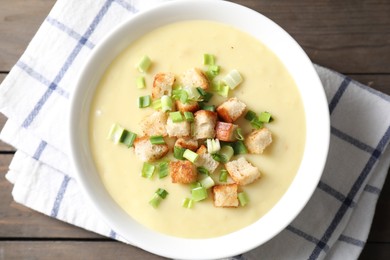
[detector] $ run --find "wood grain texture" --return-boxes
[0,241,166,260]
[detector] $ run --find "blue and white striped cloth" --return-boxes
[1,0,390,259]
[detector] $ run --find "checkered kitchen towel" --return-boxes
[1,0,390,259]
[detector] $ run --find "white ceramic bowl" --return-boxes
[68,0,330,259]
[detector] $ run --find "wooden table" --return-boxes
[1,0,389,259]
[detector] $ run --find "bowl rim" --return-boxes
[68,0,330,259]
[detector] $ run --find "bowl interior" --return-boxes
[68,0,330,259]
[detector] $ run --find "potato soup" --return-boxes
[89,20,306,238]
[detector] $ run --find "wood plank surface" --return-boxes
[0,0,389,259]
[0,241,166,260]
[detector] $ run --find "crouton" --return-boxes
[245,128,272,154]
[152,72,175,99]
[166,117,190,137]
[215,121,238,142]
[169,160,197,184]
[194,145,219,173]
[193,110,217,139]
[225,157,260,185]
[212,184,239,207]
[175,100,199,113]
[133,136,169,162]
[181,68,209,90]
[175,137,198,151]
[216,97,246,123]
[139,111,167,136]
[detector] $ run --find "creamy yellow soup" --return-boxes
[89,20,305,238]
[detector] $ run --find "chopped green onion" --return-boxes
[250,118,264,129]
[183,149,199,163]
[224,69,243,89]
[169,111,184,123]
[218,85,230,97]
[137,55,152,73]
[197,166,209,175]
[158,161,169,179]
[207,138,221,154]
[138,95,151,108]
[182,198,195,209]
[203,53,215,65]
[196,87,213,103]
[142,162,155,178]
[180,90,189,103]
[196,87,207,96]
[200,176,215,189]
[245,110,257,121]
[258,111,272,123]
[219,169,228,182]
[219,145,234,162]
[190,182,202,190]
[136,76,146,89]
[150,135,165,145]
[183,86,201,101]
[212,153,227,163]
[199,103,215,111]
[173,146,186,160]
[120,129,137,147]
[211,80,229,97]
[149,188,168,208]
[107,123,125,144]
[161,95,173,112]
[183,111,194,122]
[152,98,162,110]
[233,141,248,155]
[156,188,169,199]
[205,65,220,80]
[235,128,244,141]
[238,191,249,206]
[191,186,208,202]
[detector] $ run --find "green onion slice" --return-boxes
[107,123,125,144]
[233,141,248,155]
[191,186,208,202]
[224,69,243,89]
[150,135,165,145]
[173,146,186,160]
[200,176,215,189]
[206,138,221,154]
[169,111,184,123]
[161,95,173,112]
[199,103,215,112]
[158,161,169,179]
[183,111,194,122]
[244,110,257,121]
[136,75,146,89]
[203,53,215,65]
[182,198,195,209]
[197,166,209,175]
[149,188,168,208]
[152,98,162,110]
[137,55,152,73]
[219,169,228,182]
[120,129,137,147]
[156,188,169,199]
[258,111,272,123]
[142,162,155,178]
[138,95,151,108]
[235,128,244,141]
[219,145,234,162]
[190,182,202,190]
[238,191,249,206]
[183,149,199,163]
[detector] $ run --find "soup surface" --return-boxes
[89,20,306,238]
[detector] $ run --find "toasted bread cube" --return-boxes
[133,136,169,162]
[245,128,272,154]
[194,145,219,173]
[175,100,199,113]
[139,111,167,136]
[225,157,260,185]
[175,137,198,151]
[152,72,175,99]
[215,121,238,142]
[181,68,209,90]
[169,160,197,184]
[193,110,217,139]
[166,117,190,137]
[212,184,239,207]
[216,97,246,123]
